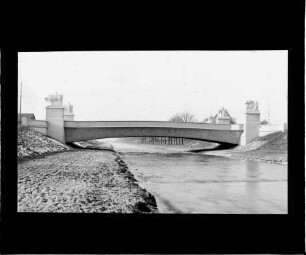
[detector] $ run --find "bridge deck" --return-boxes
[64,121,244,144]
[64,121,243,130]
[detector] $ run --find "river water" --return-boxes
[101,139,287,214]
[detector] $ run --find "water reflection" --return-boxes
[245,160,260,210]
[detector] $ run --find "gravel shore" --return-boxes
[18,126,158,213]
[18,149,158,213]
[202,149,287,164]
[18,126,69,158]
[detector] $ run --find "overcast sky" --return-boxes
[18,50,288,124]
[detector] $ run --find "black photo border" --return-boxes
[1,2,305,254]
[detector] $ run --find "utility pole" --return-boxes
[19,82,22,124]
[268,104,270,124]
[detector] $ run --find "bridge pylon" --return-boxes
[240,100,261,145]
[45,92,66,143]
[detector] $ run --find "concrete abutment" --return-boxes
[45,106,66,143]
[43,92,74,143]
[239,101,261,146]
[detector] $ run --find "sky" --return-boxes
[18,50,288,124]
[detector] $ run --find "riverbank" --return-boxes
[18,125,70,158]
[117,142,287,214]
[18,127,158,213]
[114,132,287,165]
[202,148,287,164]
[202,131,288,165]
[110,132,287,165]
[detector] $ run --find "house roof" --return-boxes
[18,113,36,120]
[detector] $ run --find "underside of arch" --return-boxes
[65,127,243,145]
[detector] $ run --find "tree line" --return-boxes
[129,111,196,146]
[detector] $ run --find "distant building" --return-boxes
[203,107,236,124]
[18,113,36,124]
[260,119,269,125]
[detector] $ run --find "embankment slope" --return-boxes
[203,131,288,164]
[18,126,69,158]
[18,126,158,213]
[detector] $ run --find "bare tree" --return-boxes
[169,113,183,122]
[169,111,197,123]
[180,111,197,122]
[169,111,197,145]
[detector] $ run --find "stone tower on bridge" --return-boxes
[240,100,261,146]
[44,92,74,143]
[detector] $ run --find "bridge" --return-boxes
[21,93,261,146]
[64,121,244,145]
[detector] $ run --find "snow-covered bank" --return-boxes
[17,128,158,213]
[18,126,69,158]
[203,131,288,165]
[18,149,158,213]
[70,139,115,151]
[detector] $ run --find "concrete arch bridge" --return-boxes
[64,121,244,145]
[21,94,261,146]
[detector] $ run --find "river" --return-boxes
[100,139,287,214]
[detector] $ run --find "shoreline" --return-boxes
[107,140,287,165]
[201,148,287,165]
[18,138,159,213]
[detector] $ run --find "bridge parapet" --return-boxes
[230,124,244,130]
[22,119,48,135]
[64,121,244,131]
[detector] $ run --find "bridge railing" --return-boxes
[64,121,244,131]
[230,124,244,130]
[27,120,48,128]
[22,119,48,136]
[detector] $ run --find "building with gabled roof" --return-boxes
[18,113,36,124]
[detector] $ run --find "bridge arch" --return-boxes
[64,121,244,145]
